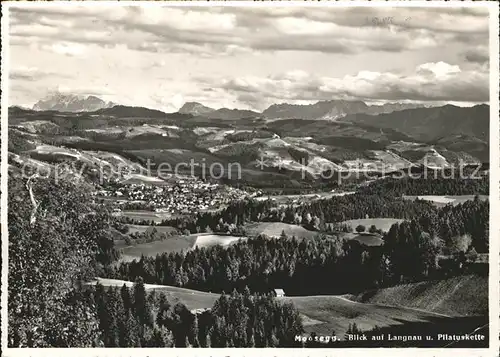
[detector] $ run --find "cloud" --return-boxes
[54,85,115,97]
[9,66,70,81]
[463,46,490,65]
[416,62,461,77]
[9,6,489,56]
[210,62,488,110]
[46,42,87,57]
[7,5,491,110]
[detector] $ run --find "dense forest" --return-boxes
[359,177,488,196]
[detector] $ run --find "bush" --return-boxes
[355,225,366,233]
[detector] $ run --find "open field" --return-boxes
[340,218,405,232]
[119,236,197,261]
[286,274,487,340]
[346,275,488,317]
[87,278,219,310]
[126,224,179,235]
[114,210,173,223]
[119,233,247,262]
[284,295,446,337]
[403,195,488,207]
[254,191,355,204]
[193,234,247,248]
[340,232,384,246]
[245,222,320,239]
[120,173,166,184]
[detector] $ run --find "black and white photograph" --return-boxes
[1,1,499,354]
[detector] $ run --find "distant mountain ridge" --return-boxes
[263,100,426,120]
[178,99,425,120]
[179,102,215,116]
[33,94,116,112]
[94,105,169,118]
[179,101,260,120]
[343,104,489,142]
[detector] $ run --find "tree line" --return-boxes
[358,177,488,196]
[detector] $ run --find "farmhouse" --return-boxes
[273,288,285,297]
[191,308,211,315]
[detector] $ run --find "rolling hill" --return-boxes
[344,104,489,142]
[7,100,490,190]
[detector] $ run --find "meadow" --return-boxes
[402,195,488,207]
[244,222,320,239]
[118,233,247,262]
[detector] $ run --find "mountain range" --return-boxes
[33,94,428,121]
[33,94,116,112]
[262,100,426,120]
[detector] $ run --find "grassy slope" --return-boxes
[403,195,489,207]
[340,218,405,232]
[126,225,179,235]
[283,295,443,336]
[119,236,197,261]
[245,222,319,239]
[118,233,247,262]
[88,278,219,310]
[346,275,488,317]
[340,232,384,247]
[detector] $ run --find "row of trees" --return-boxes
[359,177,488,196]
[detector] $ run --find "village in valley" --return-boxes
[95,179,251,215]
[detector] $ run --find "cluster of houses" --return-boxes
[95,180,248,215]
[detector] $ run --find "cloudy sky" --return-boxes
[8,4,490,112]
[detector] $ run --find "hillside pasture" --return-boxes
[244,222,320,239]
[340,218,405,232]
[126,224,179,235]
[341,232,384,247]
[286,274,487,340]
[193,234,247,248]
[119,236,198,262]
[347,275,488,317]
[284,295,443,338]
[87,278,219,311]
[115,210,172,223]
[118,233,247,262]
[403,195,488,207]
